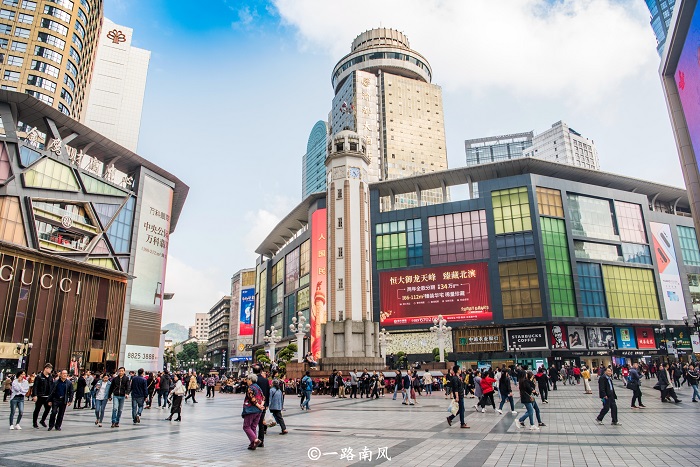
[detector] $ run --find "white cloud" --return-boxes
[243,194,298,257]
[232,5,257,30]
[273,0,656,106]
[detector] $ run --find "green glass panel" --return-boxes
[23,158,79,191]
[82,173,128,196]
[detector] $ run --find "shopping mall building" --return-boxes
[0,91,187,374]
[255,153,700,370]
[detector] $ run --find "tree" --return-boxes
[432,347,448,362]
[163,348,177,369]
[176,342,199,367]
[396,351,408,369]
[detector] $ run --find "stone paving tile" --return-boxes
[0,379,697,466]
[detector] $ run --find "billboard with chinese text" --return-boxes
[379,263,492,326]
[239,287,254,336]
[650,222,687,320]
[310,208,327,359]
[635,327,657,350]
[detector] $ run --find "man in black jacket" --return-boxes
[108,367,130,428]
[595,367,621,426]
[628,363,645,409]
[47,370,73,431]
[446,365,469,429]
[130,368,148,424]
[253,364,270,448]
[548,365,558,391]
[32,363,53,428]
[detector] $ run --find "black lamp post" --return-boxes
[15,338,33,371]
[509,338,522,366]
[684,313,700,335]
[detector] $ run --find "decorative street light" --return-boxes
[378,328,393,361]
[509,339,522,366]
[289,311,311,363]
[429,315,452,363]
[15,338,32,371]
[264,326,282,362]
[655,327,674,362]
[684,313,700,335]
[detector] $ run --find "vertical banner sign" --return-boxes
[650,222,687,320]
[310,209,327,360]
[131,175,174,312]
[239,287,255,336]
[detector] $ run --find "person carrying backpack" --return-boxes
[301,371,313,411]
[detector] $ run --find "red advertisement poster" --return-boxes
[310,208,327,360]
[380,263,492,326]
[635,327,657,350]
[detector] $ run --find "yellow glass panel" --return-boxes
[0,196,26,246]
[24,158,80,192]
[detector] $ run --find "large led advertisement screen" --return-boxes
[380,263,492,326]
[239,287,254,336]
[131,175,173,312]
[650,222,687,320]
[675,2,700,168]
[310,208,327,359]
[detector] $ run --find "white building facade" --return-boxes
[523,121,600,170]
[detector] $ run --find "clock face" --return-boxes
[348,167,361,179]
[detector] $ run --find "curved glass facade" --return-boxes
[301,120,327,198]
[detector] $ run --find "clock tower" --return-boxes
[322,130,382,364]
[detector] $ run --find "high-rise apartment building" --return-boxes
[82,18,149,152]
[646,0,677,56]
[523,121,600,170]
[205,295,231,369]
[465,132,534,167]
[302,120,327,198]
[0,0,103,119]
[330,28,448,210]
[189,312,209,342]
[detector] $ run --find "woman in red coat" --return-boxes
[478,371,497,413]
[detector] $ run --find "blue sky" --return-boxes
[104,0,681,327]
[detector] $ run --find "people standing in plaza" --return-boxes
[301,371,313,410]
[3,373,12,402]
[269,379,288,435]
[84,371,94,409]
[535,367,549,403]
[446,365,469,429]
[360,368,370,398]
[47,370,73,431]
[581,366,592,394]
[184,373,198,403]
[93,373,110,427]
[159,372,171,409]
[73,372,86,410]
[517,371,545,430]
[242,374,265,450]
[423,371,433,396]
[393,370,402,401]
[108,366,130,428]
[497,368,517,415]
[595,367,621,426]
[628,363,645,409]
[350,370,358,399]
[206,374,216,398]
[32,363,52,429]
[9,370,29,430]
[253,365,270,448]
[402,370,415,405]
[130,368,148,424]
[166,375,185,421]
[656,363,681,403]
[687,364,700,402]
[146,372,156,408]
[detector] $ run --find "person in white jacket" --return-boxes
[9,370,29,430]
[422,372,433,396]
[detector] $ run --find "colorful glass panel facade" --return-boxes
[428,210,488,264]
[541,217,576,317]
[0,196,26,245]
[492,187,532,234]
[678,225,700,266]
[499,259,542,319]
[601,265,660,320]
[23,158,79,191]
[376,219,422,270]
[577,262,607,318]
[536,187,564,218]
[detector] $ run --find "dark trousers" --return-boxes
[257,408,267,442]
[448,397,465,425]
[539,385,549,402]
[351,385,358,398]
[271,409,286,431]
[479,392,495,409]
[551,378,557,390]
[33,397,50,426]
[631,386,642,407]
[206,386,213,397]
[597,397,617,423]
[49,402,67,429]
[184,389,196,402]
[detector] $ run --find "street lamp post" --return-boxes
[429,315,452,363]
[509,339,522,366]
[655,327,674,363]
[378,328,393,361]
[289,311,311,363]
[15,338,32,371]
[264,326,282,362]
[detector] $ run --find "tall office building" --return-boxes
[189,312,209,342]
[646,0,677,56]
[330,28,448,210]
[0,0,103,119]
[82,18,149,152]
[301,120,327,198]
[465,132,534,167]
[523,121,600,170]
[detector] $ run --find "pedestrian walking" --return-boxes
[73,372,86,410]
[108,367,130,428]
[655,363,681,403]
[548,365,558,391]
[628,363,645,409]
[497,368,518,415]
[93,373,110,427]
[9,370,29,430]
[253,365,270,448]
[269,379,288,434]
[687,364,700,402]
[581,366,593,394]
[350,370,358,399]
[206,375,216,398]
[402,370,415,405]
[595,367,621,426]
[393,370,402,401]
[184,373,198,403]
[301,371,313,410]
[446,365,469,429]
[478,371,497,412]
[166,375,185,421]
[130,368,148,424]
[535,367,549,403]
[242,374,264,450]
[423,371,433,396]
[47,370,74,431]
[517,371,545,430]
[32,363,52,429]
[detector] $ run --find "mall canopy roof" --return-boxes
[0,90,189,232]
[370,157,689,210]
[255,192,326,258]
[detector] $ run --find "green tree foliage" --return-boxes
[176,342,199,365]
[432,347,448,362]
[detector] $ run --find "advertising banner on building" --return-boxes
[615,326,637,349]
[669,327,692,349]
[239,287,254,336]
[692,334,700,354]
[379,263,492,326]
[549,324,569,350]
[310,208,327,360]
[587,326,615,349]
[131,175,174,313]
[567,325,587,349]
[455,327,503,353]
[635,327,657,349]
[674,2,700,168]
[650,222,687,320]
[506,326,548,350]
[123,345,160,372]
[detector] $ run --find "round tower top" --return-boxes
[351,28,410,52]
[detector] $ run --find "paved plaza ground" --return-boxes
[0,379,698,466]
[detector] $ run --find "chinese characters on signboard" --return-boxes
[310,209,327,359]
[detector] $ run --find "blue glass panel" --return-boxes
[19,145,42,167]
[106,197,135,253]
[576,262,607,318]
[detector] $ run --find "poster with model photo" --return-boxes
[587,326,615,349]
[549,324,569,349]
[650,222,686,320]
[567,325,587,349]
